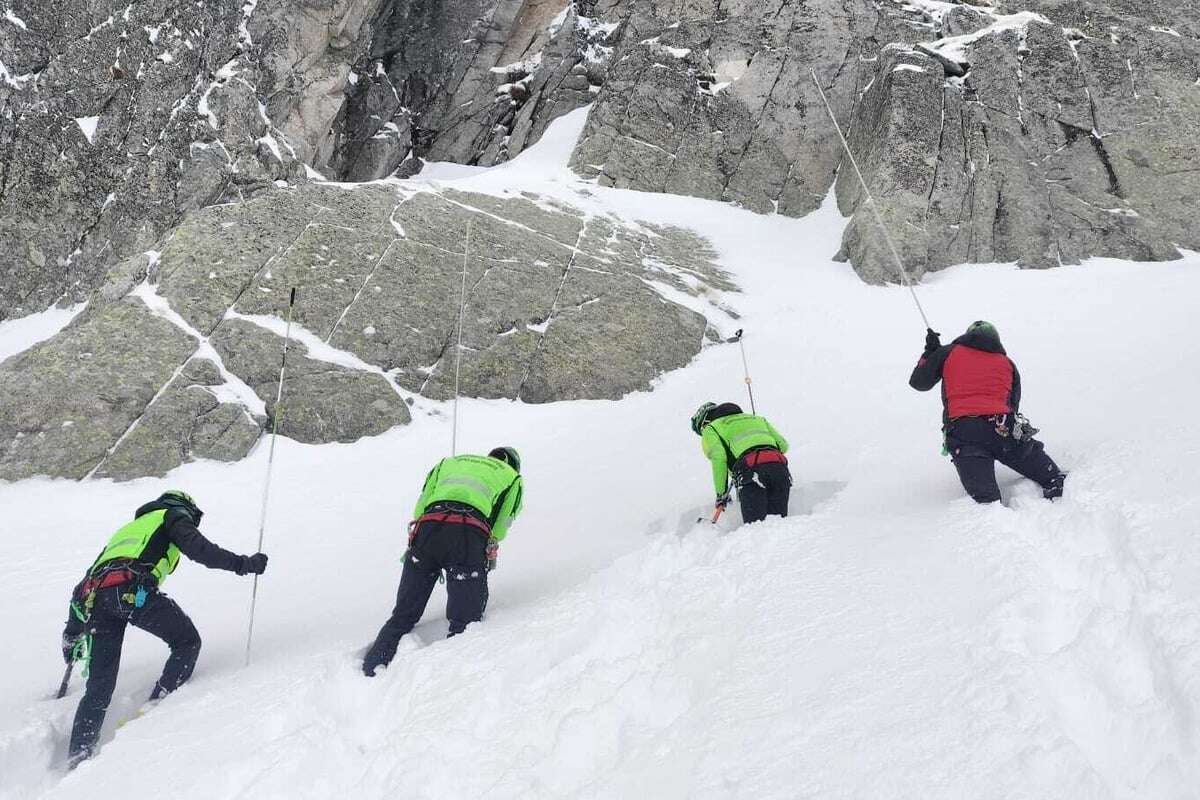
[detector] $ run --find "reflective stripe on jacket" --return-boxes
[90,509,181,585]
[700,414,789,495]
[414,455,524,541]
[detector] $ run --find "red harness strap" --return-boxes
[80,567,137,597]
[416,511,492,537]
[740,448,787,468]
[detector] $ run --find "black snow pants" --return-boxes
[69,586,201,760]
[734,460,792,524]
[363,518,489,675]
[945,416,1065,504]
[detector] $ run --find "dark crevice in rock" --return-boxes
[1089,135,1125,198]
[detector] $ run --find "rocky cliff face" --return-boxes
[838,0,1200,277]
[4,0,1196,317]
[565,0,1199,278]
[0,0,382,321]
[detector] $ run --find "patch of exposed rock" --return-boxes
[210,318,410,445]
[94,357,263,481]
[0,297,197,480]
[0,184,732,480]
[567,0,1200,279]
[0,0,382,321]
[838,1,1200,278]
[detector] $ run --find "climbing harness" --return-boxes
[987,413,1040,442]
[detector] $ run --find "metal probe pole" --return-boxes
[245,286,296,667]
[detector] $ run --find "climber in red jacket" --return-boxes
[910,321,1065,503]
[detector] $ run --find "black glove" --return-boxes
[362,644,392,677]
[237,553,269,576]
[62,633,82,665]
[716,492,731,509]
[924,327,941,354]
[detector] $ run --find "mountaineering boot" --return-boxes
[66,745,93,771]
[1043,471,1066,500]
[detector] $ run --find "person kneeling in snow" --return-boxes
[362,447,523,677]
[692,402,792,523]
[61,490,268,766]
[909,321,1066,503]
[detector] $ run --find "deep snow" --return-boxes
[2,107,1199,799]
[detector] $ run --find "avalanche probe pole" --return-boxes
[244,286,297,667]
[451,221,471,456]
[809,69,933,331]
[730,329,756,414]
[55,663,73,699]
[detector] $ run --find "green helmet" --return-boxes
[488,446,521,473]
[967,320,998,339]
[691,402,718,435]
[159,489,203,524]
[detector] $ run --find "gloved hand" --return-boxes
[924,327,941,354]
[237,553,269,576]
[716,492,731,509]
[62,633,82,665]
[362,645,391,677]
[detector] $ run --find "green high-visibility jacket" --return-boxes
[701,413,789,495]
[414,455,524,541]
[91,509,181,584]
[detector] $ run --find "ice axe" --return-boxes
[55,662,73,699]
[697,498,729,525]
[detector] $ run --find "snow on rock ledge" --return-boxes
[0,182,734,481]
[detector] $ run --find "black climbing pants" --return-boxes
[946,416,1065,504]
[69,586,201,760]
[735,461,792,523]
[363,519,489,675]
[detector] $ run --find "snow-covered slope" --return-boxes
[2,110,1200,799]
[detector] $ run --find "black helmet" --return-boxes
[967,320,999,339]
[489,446,521,473]
[159,489,203,524]
[691,402,717,435]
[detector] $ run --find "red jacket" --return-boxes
[910,330,1021,423]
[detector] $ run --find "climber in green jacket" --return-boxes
[692,402,792,523]
[363,447,524,676]
[61,490,267,766]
